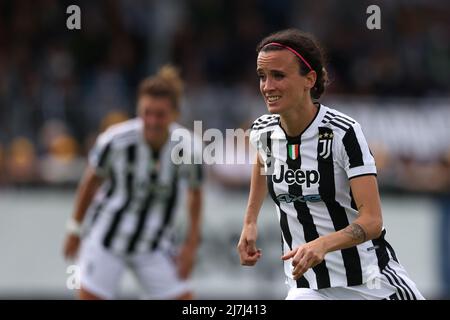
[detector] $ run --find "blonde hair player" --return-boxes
[63,65,203,300]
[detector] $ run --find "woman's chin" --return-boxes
[267,103,283,114]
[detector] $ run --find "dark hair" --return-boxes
[137,65,184,111]
[256,29,329,99]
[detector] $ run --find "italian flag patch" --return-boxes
[288,144,299,160]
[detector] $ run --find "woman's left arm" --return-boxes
[283,175,383,280]
[322,175,383,250]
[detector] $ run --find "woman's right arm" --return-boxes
[237,154,268,266]
[63,166,104,260]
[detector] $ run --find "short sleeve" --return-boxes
[88,132,113,178]
[179,131,204,189]
[249,120,274,164]
[337,122,377,179]
[249,127,266,161]
[185,163,203,189]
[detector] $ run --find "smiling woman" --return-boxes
[237,29,425,300]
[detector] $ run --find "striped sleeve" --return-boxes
[88,131,113,178]
[249,115,276,163]
[249,127,264,161]
[184,132,204,189]
[186,163,203,189]
[338,122,377,179]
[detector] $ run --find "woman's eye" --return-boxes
[274,73,284,79]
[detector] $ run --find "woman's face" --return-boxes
[257,49,315,115]
[137,95,177,145]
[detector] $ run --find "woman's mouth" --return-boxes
[266,95,281,104]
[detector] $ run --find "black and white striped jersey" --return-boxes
[250,103,396,289]
[83,118,203,255]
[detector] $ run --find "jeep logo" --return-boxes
[273,166,320,187]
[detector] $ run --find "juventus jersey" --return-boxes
[250,103,397,289]
[83,118,203,255]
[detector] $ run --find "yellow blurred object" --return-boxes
[9,137,36,166]
[7,137,36,182]
[100,110,129,132]
[49,134,79,162]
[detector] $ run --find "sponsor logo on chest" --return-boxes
[273,165,320,187]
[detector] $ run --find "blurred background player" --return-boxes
[62,65,203,300]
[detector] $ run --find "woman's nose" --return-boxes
[263,78,275,92]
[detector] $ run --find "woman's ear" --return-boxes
[305,70,317,90]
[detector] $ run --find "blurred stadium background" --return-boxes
[0,0,449,299]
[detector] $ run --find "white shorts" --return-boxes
[78,240,191,299]
[286,260,424,300]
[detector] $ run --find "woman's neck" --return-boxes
[279,100,318,137]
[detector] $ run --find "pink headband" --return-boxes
[263,42,313,71]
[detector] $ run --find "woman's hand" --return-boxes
[282,238,327,280]
[237,223,262,266]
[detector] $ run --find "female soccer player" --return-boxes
[63,65,203,300]
[237,29,424,300]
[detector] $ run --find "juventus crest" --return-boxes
[318,128,333,160]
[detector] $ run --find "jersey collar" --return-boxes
[270,103,326,141]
